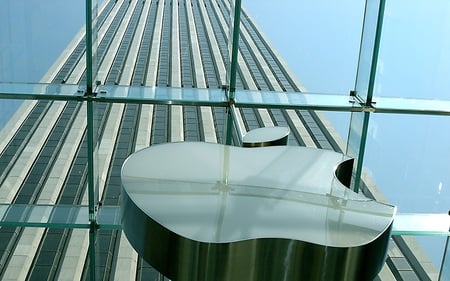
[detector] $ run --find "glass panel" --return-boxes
[363,113,450,269]
[0,99,89,212]
[387,236,444,280]
[392,213,450,236]
[323,111,351,153]
[375,96,450,116]
[354,0,385,102]
[242,0,365,94]
[91,227,98,281]
[94,228,166,280]
[225,0,240,145]
[0,83,83,100]
[235,90,355,111]
[87,100,101,221]
[441,236,450,281]
[212,106,230,145]
[232,107,350,153]
[364,114,450,213]
[414,236,446,280]
[346,111,370,192]
[97,206,121,230]
[98,85,227,105]
[0,0,85,84]
[94,229,116,281]
[0,99,23,131]
[94,228,172,280]
[0,204,89,228]
[390,234,447,279]
[373,0,450,100]
[227,0,239,95]
[91,0,100,91]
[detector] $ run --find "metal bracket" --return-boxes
[361,104,376,113]
[76,87,86,96]
[349,90,376,113]
[349,90,365,104]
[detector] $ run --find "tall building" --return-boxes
[0,0,444,280]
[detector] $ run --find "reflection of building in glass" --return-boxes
[0,0,439,280]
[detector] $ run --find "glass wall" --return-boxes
[374,0,450,100]
[0,0,85,84]
[364,114,450,214]
[0,0,449,280]
[442,237,450,281]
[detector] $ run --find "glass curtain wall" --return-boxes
[0,0,449,280]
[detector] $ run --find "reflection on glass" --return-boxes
[374,0,450,100]
[0,0,85,83]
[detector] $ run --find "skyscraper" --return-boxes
[0,0,441,280]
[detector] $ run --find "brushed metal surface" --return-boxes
[121,142,395,281]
